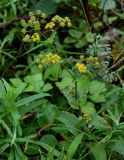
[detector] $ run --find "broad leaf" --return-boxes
[32,0,58,15]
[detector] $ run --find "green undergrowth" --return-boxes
[0,0,124,159]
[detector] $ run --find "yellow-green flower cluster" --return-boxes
[45,22,55,29]
[28,18,41,31]
[22,33,40,42]
[86,56,98,62]
[21,28,27,34]
[76,63,87,73]
[45,15,71,29]
[31,33,40,42]
[35,53,61,69]
[20,19,27,27]
[52,15,72,27]
[22,34,31,42]
[83,114,92,122]
[28,11,47,19]
[86,56,100,66]
[21,10,47,42]
[45,53,61,64]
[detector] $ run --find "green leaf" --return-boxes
[107,107,121,125]
[110,142,124,156]
[91,115,111,130]
[25,144,40,155]
[56,77,73,90]
[10,0,17,17]
[114,12,124,20]
[32,0,58,15]
[0,120,13,138]
[8,148,15,160]
[8,102,20,129]
[41,83,53,92]
[2,78,13,96]
[75,39,86,48]
[16,93,50,107]
[38,102,58,124]
[0,79,6,95]
[51,126,68,134]
[44,64,61,80]
[33,141,61,157]
[89,80,106,102]
[77,75,90,96]
[66,133,84,159]
[12,83,26,99]
[50,63,61,80]
[89,143,107,160]
[80,102,96,115]
[86,33,96,43]
[57,111,80,135]
[69,29,83,39]
[53,0,63,3]
[19,99,44,115]
[64,37,77,44]
[90,94,106,103]
[41,135,57,147]
[89,80,106,94]
[14,144,27,160]
[10,78,26,88]
[0,143,10,154]
[24,73,44,93]
[99,0,116,10]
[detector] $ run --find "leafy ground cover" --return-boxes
[0,0,124,159]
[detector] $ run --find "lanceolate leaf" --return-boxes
[110,142,124,157]
[16,93,50,107]
[89,143,107,160]
[66,133,84,159]
[57,111,80,135]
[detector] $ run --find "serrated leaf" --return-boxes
[24,73,44,93]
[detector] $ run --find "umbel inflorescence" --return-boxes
[20,11,101,75]
[21,10,71,43]
[35,53,61,69]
